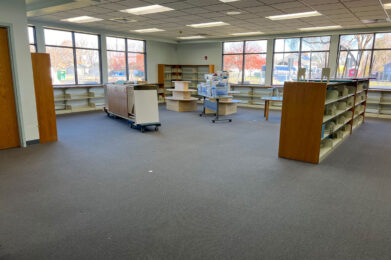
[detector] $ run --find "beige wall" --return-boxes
[177,43,222,71]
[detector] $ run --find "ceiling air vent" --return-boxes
[361,18,391,24]
[109,17,137,23]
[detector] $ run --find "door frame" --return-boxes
[0,23,26,147]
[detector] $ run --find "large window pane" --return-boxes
[44,29,73,47]
[75,33,99,49]
[76,49,100,84]
[245,40,267,53]
[337,50,371,78]
[46,46,75,84]
[127,39,144,52]
[223,55,243,83]
[339,34,373,50]
[275,38,299,52]
[107,37,125,51]
[301,36,330,51]
[28,27,35,44]
[223,42,244,54]
[244,54,266,84]
[370,50,391,88]
[374,33,391,49]
[273,53,299,84]
[107,51,126,82]
[301,52,329,79]
[128,53,145,82]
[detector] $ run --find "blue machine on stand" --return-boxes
[198,71,232,123]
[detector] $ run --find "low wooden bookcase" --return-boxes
[278,79,369,164]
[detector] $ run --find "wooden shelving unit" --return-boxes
[366,88,391,119]
[278,79,369,164]
[53,85,105,115]
[158,64,214,100]
[229,84,283,110]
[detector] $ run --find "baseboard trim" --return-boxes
[26,139,40,146]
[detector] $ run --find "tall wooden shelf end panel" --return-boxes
[279,79,369,164]
[31,53,58,143]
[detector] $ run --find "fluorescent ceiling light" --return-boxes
[121,5,174,15]
[384,3,391,9]
[187,21,229,28]
[227,11,241,15]
[299,25,342,31]
[132,28,165,33]
[267,11,321,20]
[178,35,206,40]
[231,31,264,36]
[220,0,240,2]
[61,16,103,23]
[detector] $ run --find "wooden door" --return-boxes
[0,27,20,149]
[31,53,58,143]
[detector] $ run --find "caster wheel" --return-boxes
[199,114,202,117]
[141,127,145,133]
[229,119,232,122]
[155,126,159,131]
[212,120,215,123]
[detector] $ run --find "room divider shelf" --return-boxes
[53,85,105,115]
[366,88,391,118]
[279,79,369,164]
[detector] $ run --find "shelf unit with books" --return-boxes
[278,79,369,164]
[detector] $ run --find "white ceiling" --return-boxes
[27,0,391,40]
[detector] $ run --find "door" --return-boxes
[0,27,20,149]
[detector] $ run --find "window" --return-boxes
[371,33,391,88]
[106,37,146,83]
[337,34,373,79]
[223,40,267,84]
[28,26,36,52]
[273,36,330,84]
[44,28,101,85]
[337,32,391,88]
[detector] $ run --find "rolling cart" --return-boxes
[104,84,161,132]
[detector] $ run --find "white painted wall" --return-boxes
[1,0,39,145]
[177,43,222,71]
[146,41,178,83]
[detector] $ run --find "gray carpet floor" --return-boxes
[1,106,391,260]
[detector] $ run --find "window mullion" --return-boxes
[125,39,129,81]
[72,32,78,85]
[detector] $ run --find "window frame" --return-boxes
[336,32,391,82]
[106,36,147,83]
[28,26,37,52]
[222,40,267,84]
[44,28,102,86]
[272,36,331,85]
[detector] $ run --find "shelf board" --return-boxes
[325,93,354,105]
[322,118,352,141]
[323,106,353,123]
[355,99,366,106]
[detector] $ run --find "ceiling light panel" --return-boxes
[187,21,229,28]
[227,11,242,15]
[220,0,240,2]
[230,31,264,36]
[121,5,174,15]
[178,36,206,39]
[61,16,103,23]
[384,3,391,9]
[299,25,342,31]
[132,28,165,33]
[266,11,322,20]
